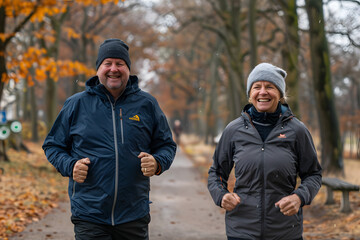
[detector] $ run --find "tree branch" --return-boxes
[327,30,360,48]
[5,1,40,46]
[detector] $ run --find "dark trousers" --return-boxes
[71,214,150,240]
[228,237,303,240]
[228,238,250,240]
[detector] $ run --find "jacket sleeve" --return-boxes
[42,99,79,177]
[293,122,322,207]
[207,126,234,207]
[150,100,176,175]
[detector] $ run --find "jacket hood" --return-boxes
[85,75,140,100]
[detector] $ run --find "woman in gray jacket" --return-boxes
[208,63,322,240]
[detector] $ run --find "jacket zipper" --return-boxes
[109,100,119,226]
[244,113,266,239]
[244,111,292,239]
[260,143,265,240]
[119,108,124,144]
[72,181,76,198]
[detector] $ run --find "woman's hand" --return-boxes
[221,193,241,211]
[275,194,301,216]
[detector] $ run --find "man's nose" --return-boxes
[110,64,117,71]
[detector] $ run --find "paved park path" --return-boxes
[10,149,226,240]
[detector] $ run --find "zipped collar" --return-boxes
[242,103,294,127]
[85,75,141,102]
[247,103,282,126]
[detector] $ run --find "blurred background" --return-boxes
[0,0,359,238]
[0,0,358,173]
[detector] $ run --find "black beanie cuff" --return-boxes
[96,39,131,70]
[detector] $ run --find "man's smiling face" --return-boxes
[249,81,281,113]
[97,58,130,98]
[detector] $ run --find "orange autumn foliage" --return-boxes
[0,0,122,87]
[5,47,95,85]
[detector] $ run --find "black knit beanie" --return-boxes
[95,39,131,70]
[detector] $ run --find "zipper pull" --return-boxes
[120,108,122,120]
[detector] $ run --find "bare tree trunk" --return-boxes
[0,7,6,103]
[30,85,39,142]
[207,0,247,121]
[248,0,257,69]
[305,0,343,175]
[205,40,222,144]
[277,0,300,117]
[41,8,69,131]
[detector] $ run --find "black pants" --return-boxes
[71,214,150,240]
[228,237,303,240]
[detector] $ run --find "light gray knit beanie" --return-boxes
[246,63,287,97]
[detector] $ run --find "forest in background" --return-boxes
[0,0,359,175]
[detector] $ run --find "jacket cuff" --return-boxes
[155,161,162,175]
[294,191,305,207]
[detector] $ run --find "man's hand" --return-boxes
[221,193,241,211]
[138,152,157,177]
[275,194,301,216]
[73,158,90,183]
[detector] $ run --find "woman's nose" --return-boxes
[259,86,267,94]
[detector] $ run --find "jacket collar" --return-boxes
[85,75,140,101]
[242,103,293,122]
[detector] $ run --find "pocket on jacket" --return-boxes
[71,183,111,216]
[227,193,261,224]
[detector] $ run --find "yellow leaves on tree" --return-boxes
[5,47,95,85]
[1,72,18,84]
[64,27,80,39]
[34,29,57,44]
[76,0,121,6]
[35,68,47,82]
[0,33,15,43]
[30,4,67,23]
[0,0,37,18]
[0,0,68,23]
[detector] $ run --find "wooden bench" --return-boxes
[322,177,359,213]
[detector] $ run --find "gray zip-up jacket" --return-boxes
[208,104,322,240]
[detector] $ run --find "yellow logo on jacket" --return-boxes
[129,115,140,121]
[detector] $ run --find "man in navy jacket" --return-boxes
[43,38,176,240]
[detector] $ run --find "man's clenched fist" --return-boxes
[73,158,90,183]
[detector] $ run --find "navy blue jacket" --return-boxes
[43,75,176,225]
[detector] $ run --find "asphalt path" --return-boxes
[10,149,226,240]
[149,149,225,240]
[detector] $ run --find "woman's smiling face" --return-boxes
[249,81,281,113]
